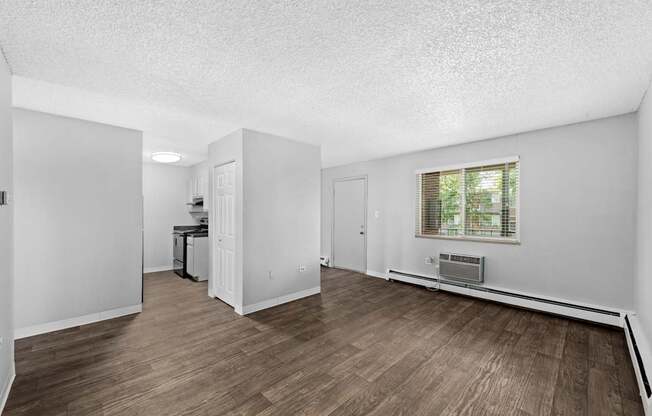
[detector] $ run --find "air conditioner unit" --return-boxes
[439,252,484,284]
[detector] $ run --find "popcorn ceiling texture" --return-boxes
[1,1,652,167]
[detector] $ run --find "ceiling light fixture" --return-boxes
[151,152,182,163]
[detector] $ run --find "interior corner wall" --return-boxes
[143,163,194,272]
[636,87,652,363]
[322,113,637,311]
[0,56,15,410]
[242,129,321,308]
[13,109,143,334]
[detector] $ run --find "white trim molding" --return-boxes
[624,314,652,414]
[14,304,142,339]
[144,265,173,273]
[240,286,321,315]
[0,362,15,415]
[366,270,389,280]
[380,269,624,327]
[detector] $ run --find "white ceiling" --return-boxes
[2,1,652,168]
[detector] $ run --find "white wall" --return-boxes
[242,129,321,307]
[191,160,208,179]
[322,114,637,310]
[0,54,14,410]
[13,109,143,334]
[143,163,194,272]
[207,129,321,312]
[636,87,652,368]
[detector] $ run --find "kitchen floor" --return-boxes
[5,268,643,415]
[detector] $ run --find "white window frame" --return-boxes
[415,156,520,244]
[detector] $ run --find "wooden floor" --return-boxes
[5,268,643,416]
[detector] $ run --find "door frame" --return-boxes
[331,175,368,273]
[210,159,237,302]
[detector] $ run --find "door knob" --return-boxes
[359,231,364,235]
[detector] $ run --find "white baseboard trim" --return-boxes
[144,265,173,273]
[382,269,624,327]
[241,286,321,315]
[0,361,15,414]
[14,304,143,339]
[624,314,652,415]
[366,270,389,280]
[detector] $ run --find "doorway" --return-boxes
[212,161,236,307]
[332,176,367,272]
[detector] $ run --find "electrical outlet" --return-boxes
[424,257,433,265]
[298,265,306,272]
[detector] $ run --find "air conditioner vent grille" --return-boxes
[450,255,481,265]
[439,252,484,284]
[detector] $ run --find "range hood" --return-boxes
[187,197,207,216]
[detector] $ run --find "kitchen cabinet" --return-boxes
[188,172,207,199]
[199,172,208,198]
[200,172,209,212]
[187,178,194,203]
[188,170,209,212]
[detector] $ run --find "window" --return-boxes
[416,157,519,243]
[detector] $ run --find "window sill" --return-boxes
[415,234,521,245]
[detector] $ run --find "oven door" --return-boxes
[173,259,184,277]
[173,233,184,262]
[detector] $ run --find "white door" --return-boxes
[332,177,367,272]
[213,162,236,306]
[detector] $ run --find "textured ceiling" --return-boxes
[2,1,652,167]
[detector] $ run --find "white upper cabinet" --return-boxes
[200,171,209,212]
[200,172,208,199]
[187,178,195,203]
[188,169,210,212]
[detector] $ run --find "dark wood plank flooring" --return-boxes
[5,267,643,415]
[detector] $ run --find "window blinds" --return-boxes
[416,158,519,242]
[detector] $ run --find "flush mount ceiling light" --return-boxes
[151,152,182,163]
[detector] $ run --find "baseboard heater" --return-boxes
[386,269,621,319]
[625,315,652,399]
